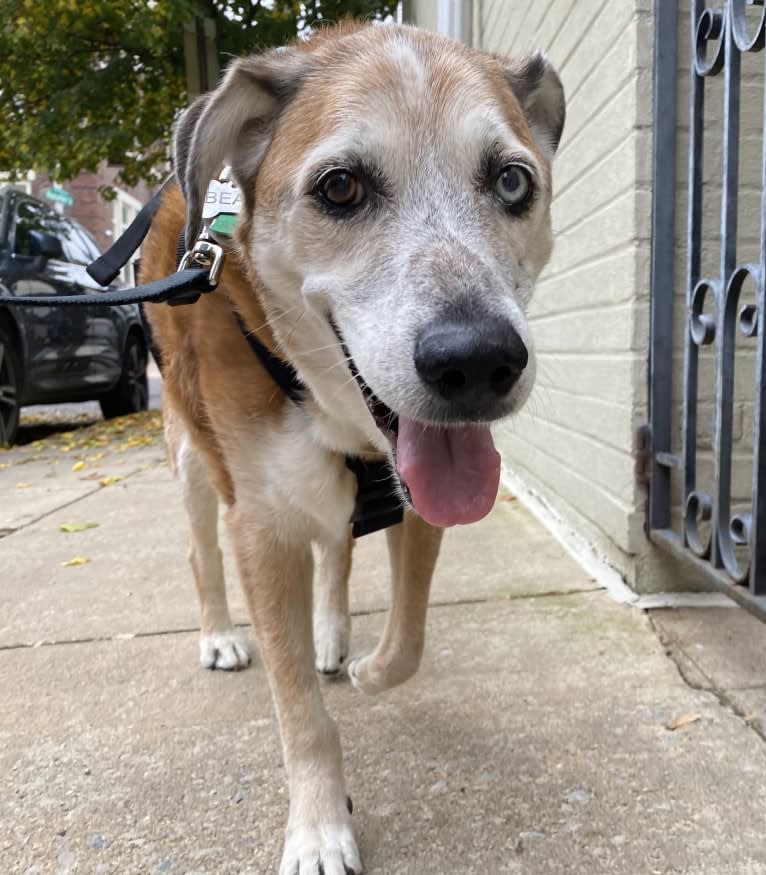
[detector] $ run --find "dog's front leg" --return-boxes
[313,530,353,675]
[349,512,443,695]
[227,511,361,875]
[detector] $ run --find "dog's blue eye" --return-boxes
[494,165,533,210]
[317,169,366,209]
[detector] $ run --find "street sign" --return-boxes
[43,186,74,207]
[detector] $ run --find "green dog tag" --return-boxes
[210,213,238,237]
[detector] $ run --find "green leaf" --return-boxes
[59,522,100,533]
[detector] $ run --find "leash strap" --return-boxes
[86,176,175,286]
[0,267,215,307]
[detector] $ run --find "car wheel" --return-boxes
[99,333,149,419]
[0,323,21,447]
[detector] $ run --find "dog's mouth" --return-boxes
[332,323,501,528]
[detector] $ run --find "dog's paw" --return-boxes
[347,656,378,694]
[199,630,251,671]
[279,821,362,875]
[347,651,418,695]
[314,612,350,676]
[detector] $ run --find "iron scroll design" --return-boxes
[649,0,766,612]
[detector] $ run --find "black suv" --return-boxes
[0,188,149,445]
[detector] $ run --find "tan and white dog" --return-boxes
[141,22,564,875]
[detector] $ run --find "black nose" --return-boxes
[414,317,528,404]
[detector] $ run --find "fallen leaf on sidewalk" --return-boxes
[498,493,517,502]
[59,522,99,533]
[61,556,90,567]
[71,460,85,472]
[99,475,123,487]
[16,482,31,489]
[665,712,701,731]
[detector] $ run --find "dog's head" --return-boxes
[175,24,564,527]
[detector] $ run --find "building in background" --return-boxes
[2,166,153,286]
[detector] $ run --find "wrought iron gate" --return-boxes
[648,0,766,619]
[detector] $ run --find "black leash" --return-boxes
[87,177,175,287]
[1,267,215,308]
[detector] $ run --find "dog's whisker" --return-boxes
[250,303,307,334]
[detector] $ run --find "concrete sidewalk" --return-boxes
[2,414,766,874]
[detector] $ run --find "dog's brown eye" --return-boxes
[317,169,366,209]
[494,164,533,210]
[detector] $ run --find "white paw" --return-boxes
[347,657,368,693]
[314,612,350,676]
[199,629,251,671]
[347,652,416,696]
[279,819,362,875]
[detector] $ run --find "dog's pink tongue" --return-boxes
[395,417,501,527]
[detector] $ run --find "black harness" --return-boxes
[0,180,404,537]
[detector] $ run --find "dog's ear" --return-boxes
[503,52,565,160]
[173,47,313,246]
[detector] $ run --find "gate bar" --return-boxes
[648,0,678,532]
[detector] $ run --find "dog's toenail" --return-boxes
[346,795,353,814]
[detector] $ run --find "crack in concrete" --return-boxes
[0,586,603,653]
[648,614,766,744]
[1,466,147,538]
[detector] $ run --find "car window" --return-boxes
[60,222,96,266]
[13,200,68,257]
[72,221,102,262]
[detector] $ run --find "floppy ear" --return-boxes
[173,47,313,246]
[503,52,565,160]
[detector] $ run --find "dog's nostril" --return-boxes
[440,369,466,391]
[490,364,516,396]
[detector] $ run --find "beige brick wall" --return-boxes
[409,0,659,587]
[478,0,655,583]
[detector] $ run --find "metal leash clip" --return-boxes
[177,166,241,291]
[178,238,225,287]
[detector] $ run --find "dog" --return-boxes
[141,22,564,875]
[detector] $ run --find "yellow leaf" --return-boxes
[62,556,90,567]
[16,482,32,489]
[72,460,86,472]
[59,522,99,533]
[99,475,123,487]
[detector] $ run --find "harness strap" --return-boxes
[233,312,305,404]
[346,457,405,537]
